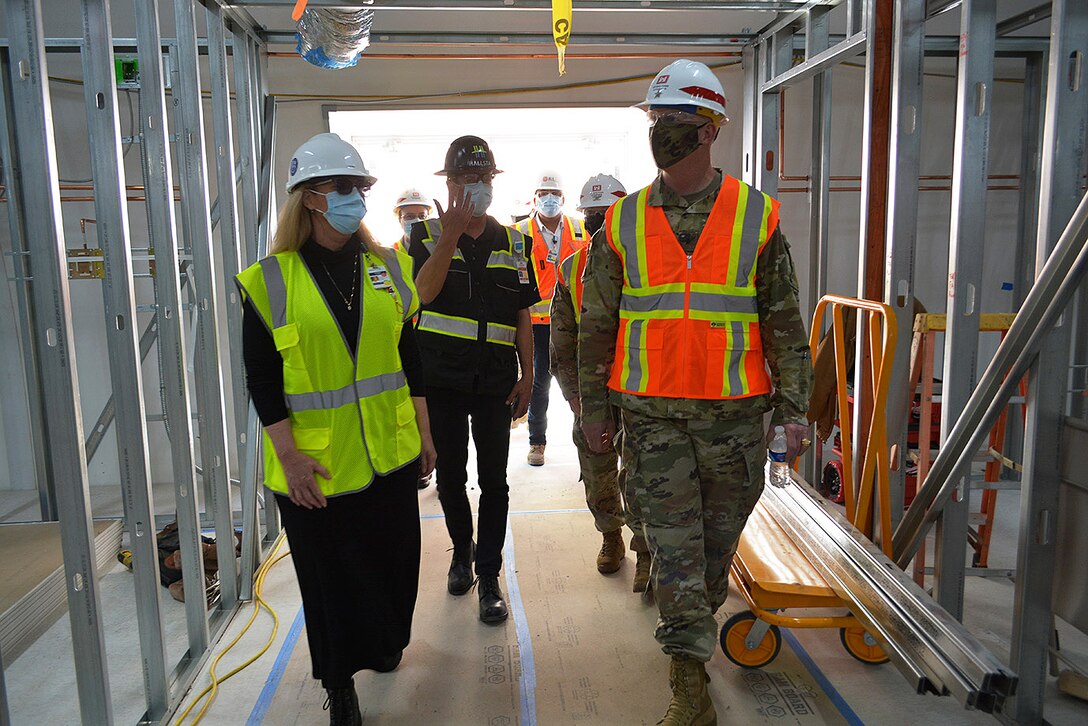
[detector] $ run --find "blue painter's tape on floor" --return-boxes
[503,519,537,726]
[781,629,865,726]
[247,605,305,725]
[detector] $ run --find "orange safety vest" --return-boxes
[604,176,777,400]
[556,245,588,324]
[516,214,588,324]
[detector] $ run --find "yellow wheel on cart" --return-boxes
[721,612,781,669]
[839,626,889,665]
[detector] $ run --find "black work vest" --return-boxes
[410,218,533,397]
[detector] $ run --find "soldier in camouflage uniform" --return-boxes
[578,60,813,726]
[550,175,651,589]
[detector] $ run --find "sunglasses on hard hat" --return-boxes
[311,176,372,196]
[646,109,710,127]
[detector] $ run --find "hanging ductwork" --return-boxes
[296,2,375,70]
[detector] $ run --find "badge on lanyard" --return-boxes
[368,265,393,291]
[517,259,530,284]
[546,234,560,264]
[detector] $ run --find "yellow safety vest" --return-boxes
[235,245,421,497]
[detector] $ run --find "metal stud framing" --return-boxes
[933,0,996,621]
[133,0,210,659]
[1009,1,1088,720]
[1,0,111,721]
[172,0,238,608]
[881,0,925,528]
[79,0,169,717]
[0,0,276,720]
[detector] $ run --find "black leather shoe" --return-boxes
[478,575,509,624]
[373,649,403,673]
[323,683,362,726]
[447,541,475,596]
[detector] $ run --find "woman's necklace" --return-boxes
[320,248,359,310]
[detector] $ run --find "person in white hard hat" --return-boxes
[548,173,652,585]
[392,188,432,253]
[236,132,436,726]
[391,188,436,491]
[514,172,589,466]
[578,60,813,725]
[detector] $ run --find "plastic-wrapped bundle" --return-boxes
[296,4,374,70]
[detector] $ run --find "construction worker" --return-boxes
[392,188,432,253]
[392,188,435,490]
[236,132,435,726]
[550,174,652,589]
[515,173,589,466]
[578,60,813,725]
[407,136,538,625]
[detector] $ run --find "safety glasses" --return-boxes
[646,109,710,128]
[311,175,372,196]
[450,172,496,185]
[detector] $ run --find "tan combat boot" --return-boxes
[633,551,652,592]
[657,657,716,726]
[527,444,545,466]
[596,529,625,573]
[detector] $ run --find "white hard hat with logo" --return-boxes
[394,188,431,210]
[286,132,376,192]
[637,59,729,123]
[578,174,627,210]
[535,172,563,193]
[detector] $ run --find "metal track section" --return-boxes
[762,477,1017,711]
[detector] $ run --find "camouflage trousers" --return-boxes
[572,413,648,553]
[621,408,765,662]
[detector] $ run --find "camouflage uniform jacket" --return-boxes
[578,170,813,426]
[549,272,581,402]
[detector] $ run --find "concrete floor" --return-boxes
[4,388,1088,724]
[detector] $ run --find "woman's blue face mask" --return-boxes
[312,188,367,234]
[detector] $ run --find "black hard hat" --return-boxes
[436,135,503,176]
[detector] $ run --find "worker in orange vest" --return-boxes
[578,60,813,725]
[515,173,588,466]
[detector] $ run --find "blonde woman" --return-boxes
[236,133,435,726]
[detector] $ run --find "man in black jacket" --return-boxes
[408,136,538,624]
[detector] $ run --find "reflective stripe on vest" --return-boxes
[235,247,421,497]
[418,311,516,347]
[557,246,587,324]
[604,177,778,400]
[518,215,587,325]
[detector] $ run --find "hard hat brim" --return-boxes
[435,168,504,177]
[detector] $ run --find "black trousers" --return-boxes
[528,323,552,445]
[427,386,512,576]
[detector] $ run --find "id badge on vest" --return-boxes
[546,248,559,265]
[368,265,393,291]
[517,259,530,284]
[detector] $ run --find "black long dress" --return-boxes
[241,236,424,688]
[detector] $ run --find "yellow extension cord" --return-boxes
[172,533,290,726]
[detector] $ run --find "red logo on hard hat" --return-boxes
[680,85,726,107]
[592,184,602,192]
[655,74,670,84]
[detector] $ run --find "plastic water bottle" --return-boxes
[768,426,790,488]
